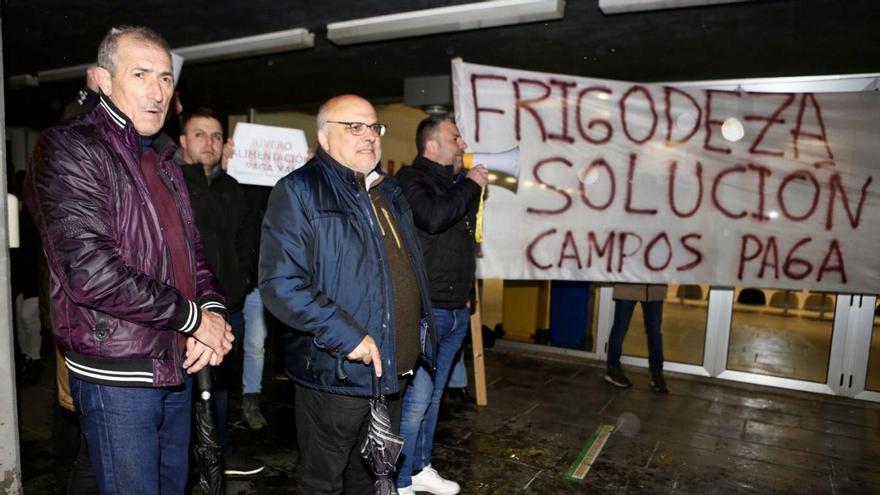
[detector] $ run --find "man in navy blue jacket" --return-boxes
[260,94,436,494]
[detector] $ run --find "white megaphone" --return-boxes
[462,146,520,193]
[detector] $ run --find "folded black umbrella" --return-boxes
[360,371,405,495]
[194,367,224,495]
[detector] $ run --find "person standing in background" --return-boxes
[178,107,265,476]
[394,115,488,495]
[604,283,669,393]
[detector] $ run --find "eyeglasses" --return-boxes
[325,121,386,137]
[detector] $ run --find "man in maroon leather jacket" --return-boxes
[25,26,234,494]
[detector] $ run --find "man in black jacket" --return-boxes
[178,108,264,476]
[395,115,487,495]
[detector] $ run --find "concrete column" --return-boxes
[0,19,24,495]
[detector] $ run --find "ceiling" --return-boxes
[3,0,879,128]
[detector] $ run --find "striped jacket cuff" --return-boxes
[199,294,228,319]
[171,299,201,334]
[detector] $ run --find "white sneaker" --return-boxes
[397,486,416,495]
[410,465,460,495]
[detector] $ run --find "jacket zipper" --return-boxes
[357,180,394,392]
[163,164,193,386]
[122,139,182,384]
[161,164,199,292]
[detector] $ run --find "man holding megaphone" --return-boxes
[395,115,487,495]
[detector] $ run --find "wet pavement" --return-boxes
[17,342,880,494]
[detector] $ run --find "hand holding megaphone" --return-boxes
[466,164,489,186]
[462,146,520,193]
[459,147,520,244]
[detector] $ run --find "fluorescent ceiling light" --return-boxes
[327,0,565,46]
[174,28,314,64]
[671,73,880,93]
[599,0,756,15]
[7,73,40,89]
[37,63,93,83]
[16,28,314,86]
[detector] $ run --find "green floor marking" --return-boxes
[564,424,614,481]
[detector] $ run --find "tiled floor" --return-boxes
[18,344,880,494]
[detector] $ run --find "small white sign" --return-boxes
[227,123,310,187]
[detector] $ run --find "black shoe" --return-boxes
[19,358,41,386]
[242,393,268,431]
[650,372,669,393]
[447,387,476,404]
[604,367,632,388]
[223,452,265,476]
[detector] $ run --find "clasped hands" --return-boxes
[183,309,235,373]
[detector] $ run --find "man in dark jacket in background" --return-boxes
[260,94,436,494]
[394,115,488,495]
[178,107,264,476]
[25,26,234,494]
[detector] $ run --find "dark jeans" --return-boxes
[52,403,98,494]
[212,310,245,455]
[607,299,665,372]
[68,433,98,494]
[71,372,193,495]
[295,380,408,494]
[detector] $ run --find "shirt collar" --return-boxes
[317,146,383,190]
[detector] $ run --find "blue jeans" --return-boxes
[70,372,192,495]
[607,299,665,372]
[242,288,268,395]
[397,306,470,488]
[447,349,468,388]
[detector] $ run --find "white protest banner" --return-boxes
[452,60,880,293]
[227,123,309,187]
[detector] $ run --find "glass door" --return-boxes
[712,287,851,395]
[865,297,880,394]
[839,295,880,402]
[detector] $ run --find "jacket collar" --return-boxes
[152,133,177,160]
[178,157,225,185]
[413,155,455,181]
[178,159,206,179]
[317,146,384,191]
[97,95,177,160]
[98,95,133,131]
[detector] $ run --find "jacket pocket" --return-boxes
[335,358,348,382]
[313,209,353,220]
[306,337,325,378]
[93,311,110,342]
[92,310,111,356]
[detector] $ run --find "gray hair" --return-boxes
[316,101,330,131]
[96,26,171,75]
